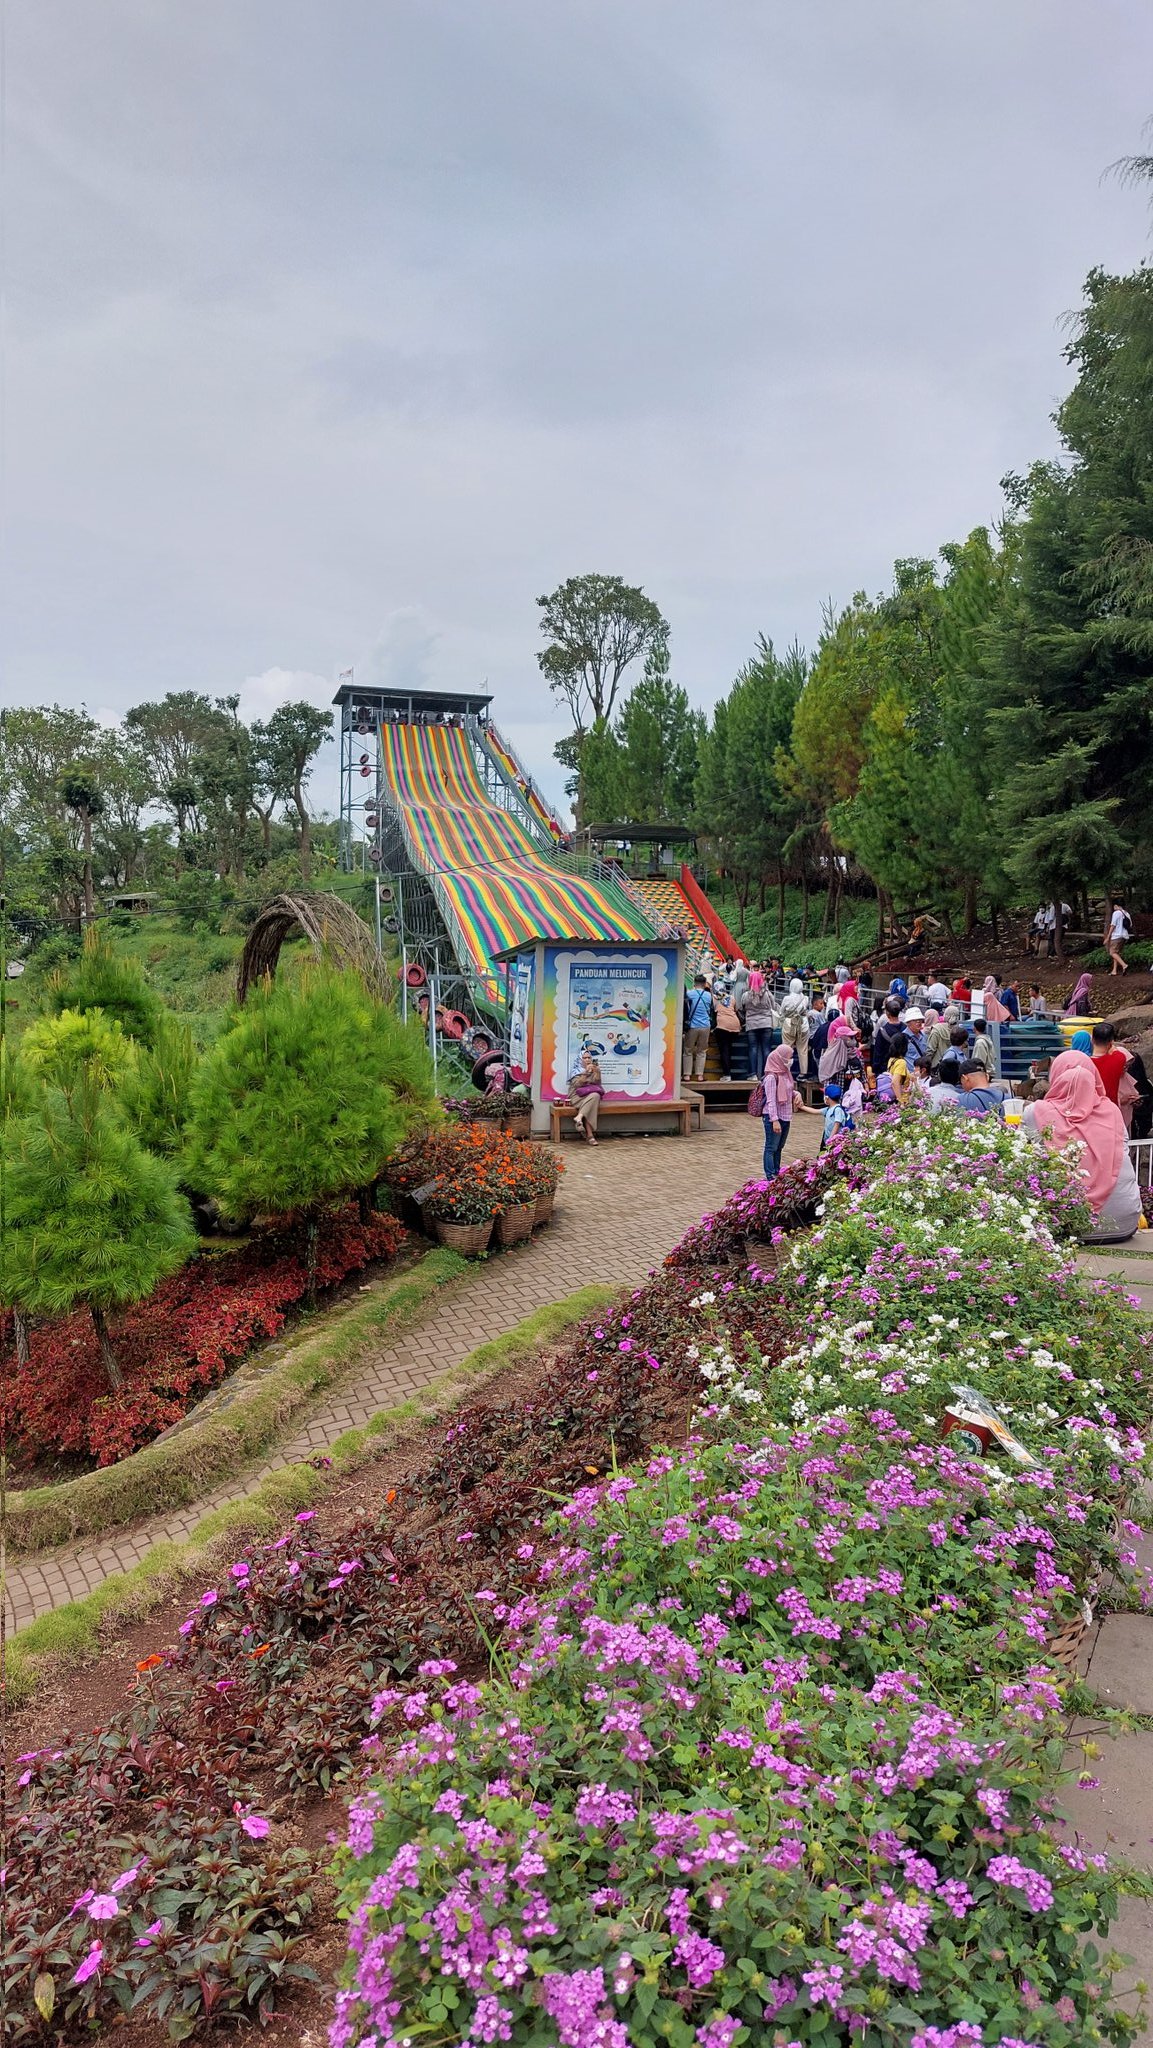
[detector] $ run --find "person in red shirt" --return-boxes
[1091,1021,1130,1105]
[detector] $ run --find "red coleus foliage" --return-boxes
[2,1209,407,1468]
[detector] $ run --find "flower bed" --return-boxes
[333,1422,1135,2048]
[10,1121,1152,2044]
[6,1257,749,2039]
[385,1122,562,1231]
[2,1209,407,1468]
[334,1119,1152,2048]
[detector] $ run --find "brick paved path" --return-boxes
[7,1113,820,1629]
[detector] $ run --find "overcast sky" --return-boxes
[2,0,1151,817]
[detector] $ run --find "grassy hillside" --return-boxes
[8,917,246,1048]
[709,883,879,969]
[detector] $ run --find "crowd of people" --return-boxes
[683,954,1152,1242]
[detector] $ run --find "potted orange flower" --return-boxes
[490,1140,539,1246]
[524,1145,564,1226]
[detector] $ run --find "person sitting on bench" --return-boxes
[567,1048,604,1146]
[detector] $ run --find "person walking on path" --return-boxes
[1105,897,1132,976]
[568,1049,604,1145]
[759,1043,812,1179]
[742,968,777,1078]
[712,987,742,1077]
[1066,970,1094,1017]
[682,975,715,1083]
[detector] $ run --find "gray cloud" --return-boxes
[2,0,1152,806]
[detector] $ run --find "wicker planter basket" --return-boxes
[503,1113,532,1139]
[533,1191,556,1227]
[1044,1504,1124,1675]
[495,1201,535,1246]
[433,1217,493,1256]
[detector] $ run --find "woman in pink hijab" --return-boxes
[982,975,1012,1023]
[1023,1050,1141,1241]
[818,1012,858,1084]
[836,977,859,1028]
[759,1042,817,1179]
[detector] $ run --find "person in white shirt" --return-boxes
[1105,898,1132,977]
[926,977,949,1009]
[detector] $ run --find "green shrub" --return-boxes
[184,971,437,1282]
[43,925,163,1047]
[1081,941,1153,971]
[122,1010,199,1158]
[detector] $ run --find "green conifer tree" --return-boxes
[43,924,163,1048]
[123,1011,199,1158]
[184,971,436,1290]
[1,1011,196,1388]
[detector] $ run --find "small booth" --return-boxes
[499,936,689,1140]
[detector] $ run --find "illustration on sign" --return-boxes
[543,947,677,1100]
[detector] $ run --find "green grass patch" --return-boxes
[8,1247,472,1555]
[4,1283,617,1707]
[709,883,880,969]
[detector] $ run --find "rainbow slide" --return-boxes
[483,722,567,840]
[379,722,655,998]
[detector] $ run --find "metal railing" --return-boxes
[1128,1138,1153,1191]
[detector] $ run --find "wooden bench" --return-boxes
[681,1088,706,1131]
[549,1099,694,1142]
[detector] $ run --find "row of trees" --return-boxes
[0,933,437,1385]
[1,693,334,934]
[537,239,1153,947]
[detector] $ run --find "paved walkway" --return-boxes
[1069,1250,1153,2041]
[8,1112,817,1630]
[1077,1249,1153,1313]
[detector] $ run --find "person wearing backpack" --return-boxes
[820,1081,851,1150]
[779,977,811,1078]
[682,975,715,1082]
[712,987,742,1076]
[742,968,777,1078]
[1105,897,1132,977]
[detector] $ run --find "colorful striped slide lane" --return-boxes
[483,722,566,839]
[379,722,652,989]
